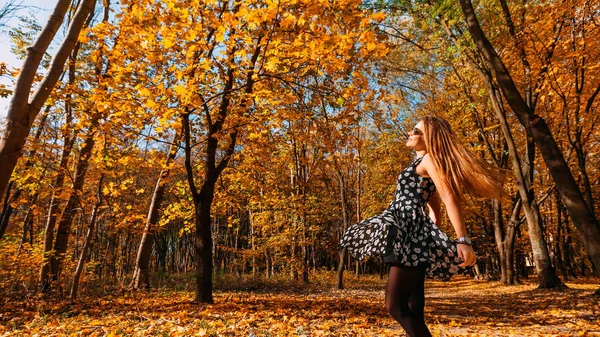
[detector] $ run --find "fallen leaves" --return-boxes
[1,274,599,336]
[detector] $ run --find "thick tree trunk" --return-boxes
[187,125,238,303]
[0,181,14,239]
[70,175,103,299]
[523,198,563,288]
[194,186,215,303]
[183,109,229,304]
[0,0,96,198]
[132,141,178,290]
[0,108,49,240]
[460,0,600,292]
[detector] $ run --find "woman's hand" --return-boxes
[457,244,476,268]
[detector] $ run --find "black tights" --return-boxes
[385,264,431,337]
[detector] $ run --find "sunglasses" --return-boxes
[411,128,423,136]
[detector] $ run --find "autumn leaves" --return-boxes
[1,0,599,310]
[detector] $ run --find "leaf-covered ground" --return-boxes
[1,275,599,336]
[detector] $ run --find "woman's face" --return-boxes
[406,120,427,151]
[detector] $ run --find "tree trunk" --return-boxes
[336,248,347,289]
[475,36,561,288]
[442,14,559,286]
[19,193,39,248]
[183,107,234,303]
[194,186,215,303]
[249,208,256,276]
[70,175,103,299]
[554,196,569,279]
[460,0,600,291]
[0,181,14,239]
[335,168,348,289]
[498,195,522,284]
[41,0,114,291]
[492,199,507,283]
[523,197,563,288]
[0,108,49,240]
[301,216,309,284]
[43,119,98,290]
[39,21,82,291]
[182,28,260,303]
[0,0,96,198]
[132,140,179,290]
[264,250,270,278]
[20,207,33,247]
[39,133,74,290]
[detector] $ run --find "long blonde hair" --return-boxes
[422,116,506,201]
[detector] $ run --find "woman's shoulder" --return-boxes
[415,154,432,177]
[419,153,433,166]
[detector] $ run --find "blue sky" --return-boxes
[0,0,53,118]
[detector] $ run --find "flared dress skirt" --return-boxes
[338,156,467,281]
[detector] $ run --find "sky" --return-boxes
[0,0,53,118]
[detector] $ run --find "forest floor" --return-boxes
[1,273,599,336]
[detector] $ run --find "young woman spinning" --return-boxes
[339,116,505,337]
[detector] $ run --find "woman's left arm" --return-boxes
[420,154,476,268]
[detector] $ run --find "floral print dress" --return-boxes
[338,156,464,281]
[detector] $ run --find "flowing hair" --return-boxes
[421,116,506,201]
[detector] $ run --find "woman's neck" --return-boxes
[416,150,427,158]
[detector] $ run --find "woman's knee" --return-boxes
[386,297,411,317]
[408,297,425,315]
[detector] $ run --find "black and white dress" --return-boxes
[338,156,464,281]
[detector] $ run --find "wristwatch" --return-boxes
[456,236,472,245]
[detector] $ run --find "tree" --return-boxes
[106,0,386,302]
[0,0,96,207]
[0,0,24,29]
[459,0,600,292]
[131,137,179,290]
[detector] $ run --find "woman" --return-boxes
[339,116,505,337]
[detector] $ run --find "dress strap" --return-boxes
[413,155,425,165]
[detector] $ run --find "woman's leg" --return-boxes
[385,264,431,337]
